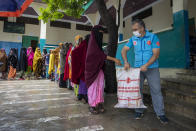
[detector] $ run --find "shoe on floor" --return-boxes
[157,115,169,124]
[134,112,144,120]
[77,94,83,101]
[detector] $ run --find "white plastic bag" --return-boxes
[115,67,147,109]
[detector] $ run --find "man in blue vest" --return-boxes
[121,19,168,124]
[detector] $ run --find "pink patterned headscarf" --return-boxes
[27,47,34,68]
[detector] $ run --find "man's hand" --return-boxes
[140,65,148,72]
[121,46,130,70]
[124,62,130,70]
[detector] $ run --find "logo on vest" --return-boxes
[156,42,160,46]
[133,41,137,46]
[147,40,151,45]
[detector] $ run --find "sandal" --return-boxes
[89,107,99,115]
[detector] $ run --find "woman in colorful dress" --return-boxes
[33,48,43,79]
[48,50,55,81]
[19,48,27,80]
[64,43,73,89]
[71,35,90,102]
[59,43,69,88]
[27,47,34,79]
[85,25,121,114]
[53,47,61,82]
[0,48,7,80]
[42,48,48,78]
[8,49,17,80]
[45,50,50,79]
[71,35,83,97]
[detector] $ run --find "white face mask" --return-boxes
[133,30,141,37]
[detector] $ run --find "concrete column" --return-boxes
[172,0,190,68]
[173,0,188,13]
[40,20,47,52]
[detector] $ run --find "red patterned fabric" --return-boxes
[63,46,72,81]
[71,40,88,84]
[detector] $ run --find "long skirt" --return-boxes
[8,66,16,79]
[59,73,67,88]
[55,66,59,82]
[79,80,87,95]
[34,59,43,77]
[88,70,104,107]
[46,65,49,78]
[26,66,32,77]
[67,79,72,89]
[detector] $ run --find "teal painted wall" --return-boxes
[116,10,190,68]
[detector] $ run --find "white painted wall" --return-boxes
[0,20,109,45]
[1,0,182,44]
[0,21,40,43]
[47,23,109,44]
[123,0,173,40]
[46,23,89,45]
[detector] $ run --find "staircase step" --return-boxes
[143,84,196,105]
[176,73,196,82]
[143,86,196,120]
[161,78,196,94]
[164,88,196,105]
[185,70,196,74]
[165,97,196,120]
[167,112,196,131]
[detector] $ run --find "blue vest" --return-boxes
[126,31,160,68]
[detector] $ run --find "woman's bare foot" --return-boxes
[98,104,105,113]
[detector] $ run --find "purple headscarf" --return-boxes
[85,25,107,88]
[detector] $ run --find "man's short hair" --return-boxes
[132,19,146,29]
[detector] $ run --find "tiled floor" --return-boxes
[0,80,183,131]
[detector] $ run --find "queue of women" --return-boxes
[0,25,121,114]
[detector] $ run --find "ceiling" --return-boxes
[84,0,157,18]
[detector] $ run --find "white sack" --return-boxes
[115,67,147,109]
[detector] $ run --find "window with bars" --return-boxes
[132,7,152,20]
[50,21,71,29]
[76,24,92,31]
[0,17,8,21]
[17,17,39,25]
[3,21,25,34]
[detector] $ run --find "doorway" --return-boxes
[31,40,38,52]
[22,35,39,51]
[189,18,196,69]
